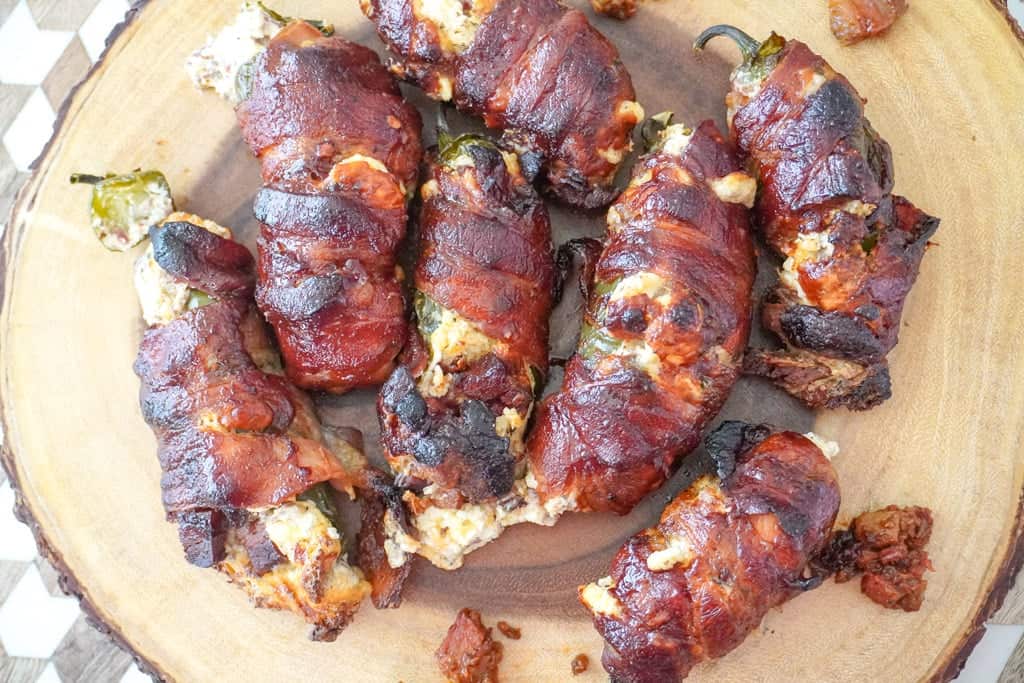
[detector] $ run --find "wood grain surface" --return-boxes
[1,0,1023,681]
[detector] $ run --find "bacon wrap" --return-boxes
[582,422,840,682]
[133,222,356,556]
[361,0,641,209]
[379,140,554,505]
[236,21,423,393]
[527,122,756,514]
[724,35,938,410]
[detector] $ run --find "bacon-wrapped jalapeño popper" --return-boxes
[526,120,757,515]
[377,128,558,570]
[72,171,410,638]
[360,0,643,209]
[580,422,841,682]
[234,19,423,393]
[695,26,939,410]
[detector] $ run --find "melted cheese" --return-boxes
[780,230,834,305]
[218,501,370,629]
[617,100,645,124]
[658,123,694,157]
[613,339,662,377]
[133,213,232,326]
[185,2,278,103]
[803,431,840,461]
[709,171,758,208]
[580,576,623,618]
[385,471,576,570]
[412,0,485,52]
[610,272,671,306]
[646,533,695,572]
[429,306,494,365]
[494,407,527,456]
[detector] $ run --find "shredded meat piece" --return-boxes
[591,0,637,21]
[495,621,521,640]
[814,505,933,611]
[436,609,503,683]
[829,0,908,45]
[571,654,589,675]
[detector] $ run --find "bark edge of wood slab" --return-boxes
[2,1,1024,681]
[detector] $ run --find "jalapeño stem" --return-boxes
[256,1,334,36]
[693,24,762,62]
[436,104,454,153]
[69,173,108,185]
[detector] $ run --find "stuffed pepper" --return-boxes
[580,421,841,682]
[360,0,642,209]
[695,26,939,410]
[377,130,559,570]
[73,171,409,639]
[229,17,422,393]
[527,119,757,515]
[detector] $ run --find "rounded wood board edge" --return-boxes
[0,1,1021,681]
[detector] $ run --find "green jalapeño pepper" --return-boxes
[297,482,343,535]
[70,170,173,252]
[256,2,334,36]
[693,26,786,97]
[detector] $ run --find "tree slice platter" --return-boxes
[2,0,1023,681]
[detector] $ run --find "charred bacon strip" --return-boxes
[361,0,642,209]
[527,121,757,514]
[580,422,841,682]
[829,0,908,45]
[236,21,423,393]
[377,133,557,569]
[695,27,939,410]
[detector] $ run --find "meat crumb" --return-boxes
[828,0,908,45]
[814,505,933,611]
[496,621,521,640]
[436,609,503,683]
[590,0,637,21]
[571,653,589,675]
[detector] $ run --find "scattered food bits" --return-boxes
[571,653,589,675]
[814,505,934,611]
[496,620,521,640]
[590,0,637,21]
[828,0,909,45]
[436,609,503,683]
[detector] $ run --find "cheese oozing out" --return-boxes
[580,576,624,618]
[803,431,840,460]
[646,532,695,572]
[185,2,278,103]
[133,212,231,326]
[218,500,370,624]
[385,472,576,570]
[411,0,491,53]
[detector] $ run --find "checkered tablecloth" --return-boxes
[1,1,1023,682]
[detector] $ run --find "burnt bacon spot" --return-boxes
[259,272,345,319]
[380,367,516,500]
[175,509,228,568]
[150,222,255,298]
[236,516,285,575]
[704,421,773,481]
[778,304,886,362]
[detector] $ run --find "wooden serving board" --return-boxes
[2,0,1023,680]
